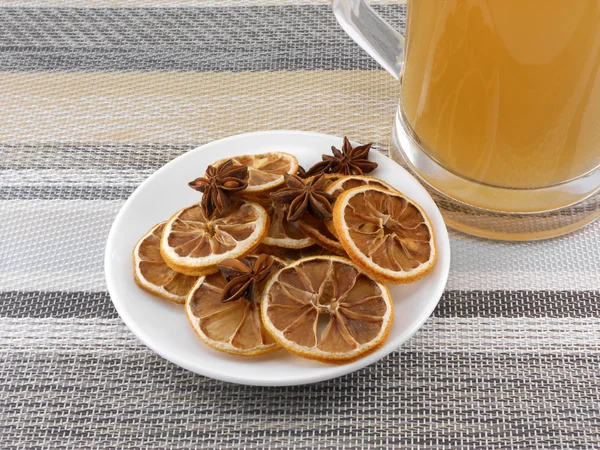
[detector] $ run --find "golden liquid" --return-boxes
[401,0,600,188]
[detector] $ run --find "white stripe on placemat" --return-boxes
[1,317,599,354]
[1,200,122,292]
[446,229,600,290]
[444,272,600,291]
[2,200,599,291]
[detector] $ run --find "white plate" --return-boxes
[105,131,450,386]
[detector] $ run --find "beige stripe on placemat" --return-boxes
[0,71,399,148]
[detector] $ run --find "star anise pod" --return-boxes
[304,136,378,177]
[296,165,307,178]
[218,254,275,303]
[270,173,334,222]
[188,160,249,217]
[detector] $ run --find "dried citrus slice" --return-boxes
[214,152,298,193]
[326,175,396,200]
[253,243,335,262]
[185,255,285,356]
[333,185,436,283]
[133,222,199,304]
[261,256,393,363]
[296,214,346,256]
[323,173,346,186]
[160,200,269,276]
[303,173,345,190]
[324,175,397,237]
[248,193,314,249]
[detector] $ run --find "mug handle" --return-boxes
[332,0,405,80]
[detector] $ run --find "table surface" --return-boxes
[1,1,599,448]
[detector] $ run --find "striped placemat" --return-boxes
[1,1,599,448]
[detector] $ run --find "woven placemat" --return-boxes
[1,1,599,448]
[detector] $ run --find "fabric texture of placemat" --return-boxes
[1,1,599,448]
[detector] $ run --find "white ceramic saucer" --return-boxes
[104,131,450,386]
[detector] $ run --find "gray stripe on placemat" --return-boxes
[0,185,138,200]
[0,143,388,171]
[436,290,600,318]
[1,352,598,448]
[2,186,598,209]
[0,143,390,201]
[0,291,118,319]
[5,184,597,211]
[0,6,405,72]
[2,290,599,319]
[0,143,194,170]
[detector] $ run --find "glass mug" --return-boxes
[333,0,600,240]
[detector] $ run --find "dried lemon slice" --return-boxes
[253,243,335,262]
[261,256,393,363]
[303,173,346,189]
[326,175,396,200]
[160,200,269,276]
[333,185,436,283]
[213,152,298,193]
[322,173,346,186]
[249,193,314,249]
[185,255,285,356]
[324,175,397,237]
[133,222,199,304]
[297,214,346,256]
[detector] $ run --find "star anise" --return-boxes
[304,136,378,177]
[270,173,333,222]
[188,160,249,217]
[218,254,275,303]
